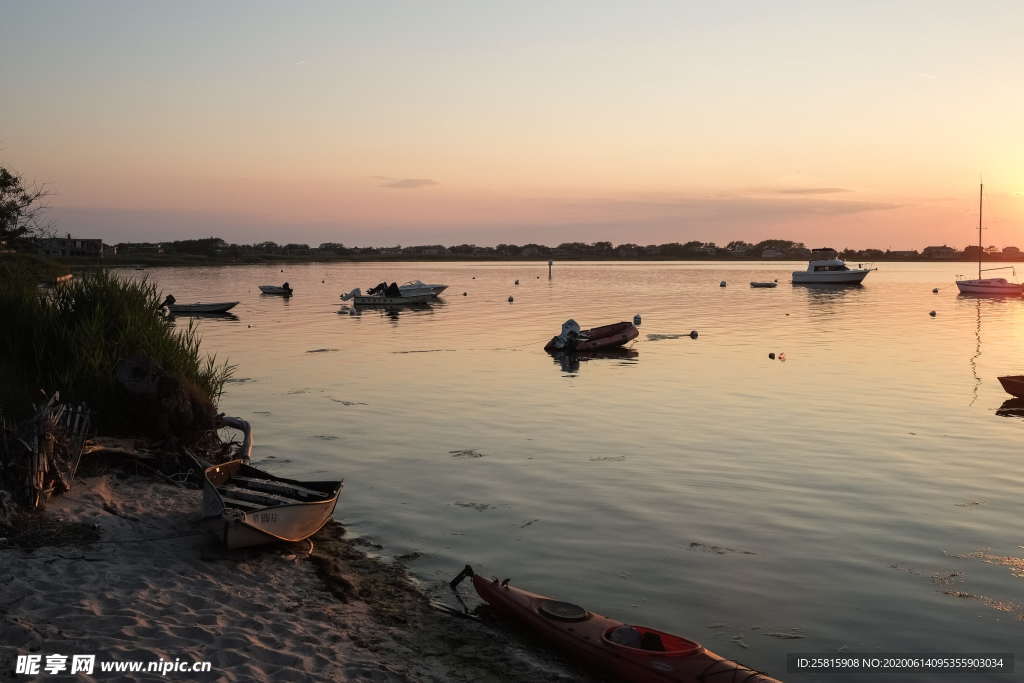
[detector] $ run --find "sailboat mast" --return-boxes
[978,183,983,280]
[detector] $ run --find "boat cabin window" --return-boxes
[812,265,849,272]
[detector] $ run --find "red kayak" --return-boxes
[455,566,780,683]
[544,321,639,352]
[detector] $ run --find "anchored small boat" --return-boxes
[160,295,238,314]
[201,460,342,549]
[451,566,779,683]
[997,375,1024,398]
[956,184,1024,296]
[544,320,639,352]
[750,281,778,288]
[399,280,448,297]
[340,283,433,306]
[792,248,874,284]
[259,282,293,295]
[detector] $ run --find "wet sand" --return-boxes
[0,474,587,682]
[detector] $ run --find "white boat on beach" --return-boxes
[792,249,874,284]
[259,283,293,295]
[398,280,448,297]
[955,184,1024,296]
[201,459,343,549]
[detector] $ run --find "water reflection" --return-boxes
[549,348,639,374]
[168,312,240,322]
[995,398,1024,419]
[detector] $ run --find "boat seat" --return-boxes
[218,496,265,511]
[231,476,328,499]
[217,485,301,507]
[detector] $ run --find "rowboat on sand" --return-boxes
[201,459,343,549]
[450,565,780,683]
[544,320,638,352]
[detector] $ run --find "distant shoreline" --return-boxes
[59,254,1024,269]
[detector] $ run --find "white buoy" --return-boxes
[929,310,936,317]
[720,281,726,287]
[690,330,698,339]
[514,279,519,285]
[508,296,514,303]
[633,313,641,326]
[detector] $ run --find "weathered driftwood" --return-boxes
[0,393,92,512]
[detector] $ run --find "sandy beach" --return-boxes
[1,472,585,682]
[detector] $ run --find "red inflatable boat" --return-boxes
[544,321,639,352]
[454,566,780,683]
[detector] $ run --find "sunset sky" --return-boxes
[3,1,1023,248]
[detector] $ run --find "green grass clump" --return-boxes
[0,267,233,431]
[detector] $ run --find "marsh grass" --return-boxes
[0,267,233,430]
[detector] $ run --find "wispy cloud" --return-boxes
[374,177,439,189]
[754,187,851,195]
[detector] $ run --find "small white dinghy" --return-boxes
[259,282,293,295]
[161,295,238,314]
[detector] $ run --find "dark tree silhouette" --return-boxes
[0,167,48,245]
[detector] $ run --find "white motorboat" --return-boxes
[792,249,874,284]
[955,184,1024,296]
[340,287,433,306]
[259,282,293,295]
[398,280,448,296]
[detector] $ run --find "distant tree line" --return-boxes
[107,237,1022,262]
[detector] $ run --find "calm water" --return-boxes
[127,261,1024,680]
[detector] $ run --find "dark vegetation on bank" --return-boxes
[0,255,233,434]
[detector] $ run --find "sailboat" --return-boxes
[955,184,1024,295]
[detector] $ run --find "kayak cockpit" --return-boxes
[603,625,703,656]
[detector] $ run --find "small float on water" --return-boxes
[543,320,638,352]
[750,281,778,288]
[259,282,293,295]
[160,295,238,314]
[450,565,780,683]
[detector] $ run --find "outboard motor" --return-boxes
[159,294,176,310]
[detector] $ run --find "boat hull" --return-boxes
[997,375,1024,398]
[544,321,639,352]
[258,286,293,295]
[167,301,239,314]
[201,460,342,549]
[472,574,779,683]
[792,270,871,284]
[750,282,778,288]
[955,280,1024,296]
[352,292,434,306]
[399,281,448,297]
